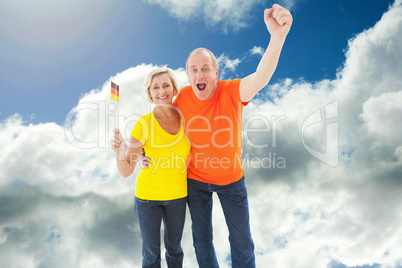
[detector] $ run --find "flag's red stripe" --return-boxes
[111,87,119,96]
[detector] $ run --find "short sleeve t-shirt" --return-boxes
[173,79,246,185]
[131,112,191,200]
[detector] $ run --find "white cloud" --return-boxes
[1,1,402,267]
[217,53,242,78]
[145,0,296,32]
[250,45,265,56]
[359,91,402,142]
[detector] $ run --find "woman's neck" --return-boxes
[153,105,176,119]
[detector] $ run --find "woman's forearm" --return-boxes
[115,153,136,178]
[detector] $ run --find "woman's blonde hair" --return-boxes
[144,67,179,103]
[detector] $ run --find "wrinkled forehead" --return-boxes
[188,50,214,68]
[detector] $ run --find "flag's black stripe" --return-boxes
[111,81,119,91]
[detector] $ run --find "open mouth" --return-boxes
[197,83,206,91]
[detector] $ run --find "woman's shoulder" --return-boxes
[133,113,152,129]
[139,112,152,122]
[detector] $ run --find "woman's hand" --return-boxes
[110,129,127,159]
[139,149,151,169]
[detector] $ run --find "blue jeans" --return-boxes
[134,196,187,268]
[187,176,255,268]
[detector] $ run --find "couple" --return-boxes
[110,4,292,268]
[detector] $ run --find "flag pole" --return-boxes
[111,81,120,131]
[116,94,119,130]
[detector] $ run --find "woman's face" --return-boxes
[149,73,175,105]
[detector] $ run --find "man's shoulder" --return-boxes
[178,84,192,94]
[218,79,242,96]
[219,79,246,105]
[175,85,192,102]
[220,78,242,88]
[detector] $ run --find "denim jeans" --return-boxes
[134,196,187,268]
[187,176,255,268]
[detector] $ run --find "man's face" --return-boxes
[186,51,219,101]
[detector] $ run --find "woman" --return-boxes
[110,67,191,268]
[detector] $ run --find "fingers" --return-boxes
[140,157,151,169]
[270,4,292,26]
[271,4,281,19]
[110,136,120,148]
[277,11,292,26]
[264,8,273,20]
[110,129,123,148]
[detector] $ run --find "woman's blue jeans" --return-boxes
[187,176,255,268]
[134,196,187,268]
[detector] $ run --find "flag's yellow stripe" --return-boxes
[111,94,119,102]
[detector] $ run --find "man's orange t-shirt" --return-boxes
[173,79,246,185]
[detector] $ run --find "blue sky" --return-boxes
[1,0,402,267]
[0,0,394,124]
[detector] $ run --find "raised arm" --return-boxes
[110,129,143,178]
[239,4,292,102]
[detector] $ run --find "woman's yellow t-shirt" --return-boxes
[131,112,191,200]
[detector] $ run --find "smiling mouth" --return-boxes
[197,83,206,91]
[158,95,169,100]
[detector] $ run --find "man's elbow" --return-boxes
[240,75,270,102]
[240,84,266,102]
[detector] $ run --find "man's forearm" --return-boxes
[255,36,286,89]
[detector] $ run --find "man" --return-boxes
[144,4,292,267]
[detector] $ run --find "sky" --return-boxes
[0,0,401,267]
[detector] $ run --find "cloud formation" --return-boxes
[145,0,295,32]
[250,46,265,56]
[217,53,243,78]
[1,1,402,267]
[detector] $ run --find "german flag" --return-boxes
[111,81,119,102]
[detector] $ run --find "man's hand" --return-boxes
[265,4,292,40]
